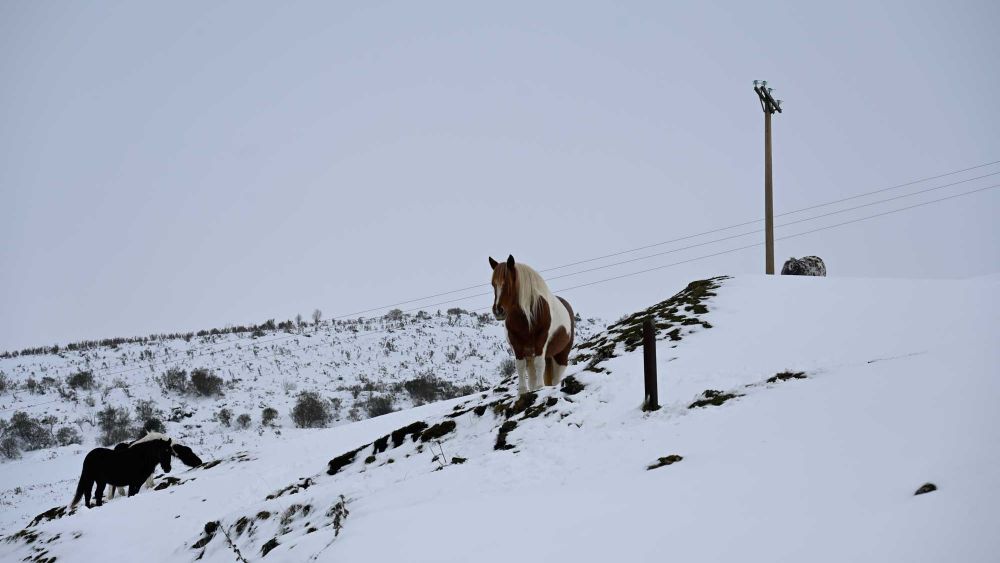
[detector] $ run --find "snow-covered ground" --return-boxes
[1,274,997,562]
[0,311,601,531]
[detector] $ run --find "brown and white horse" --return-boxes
[489,255,575,395]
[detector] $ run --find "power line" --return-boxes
[538,165,1000,272]
[360,176,1000,314]
[3,182,995,414]
[5,161,998,379]
[549,183,999,294]
[328,159,1000,316]
[0,398,62,414]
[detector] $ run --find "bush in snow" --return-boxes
[236,413,251,429]
[24,378,42,394]
[5,411,55,452]
[347,405,362,421]
[361,394,395,418]
[0,436,19,459]
[66,370,95,390]
[291,392,331,428]
[134,399,162,423]
[261,407,279,426]
[498,358,516,378]
[160,368,189,394]
[97,406,133,446]
[56,426,82,446]
[216,408,232,427]
[0,372,9,394]
[190,368,224,397]
[403,373,478,406]
[330,397,343,420]
[0,412,56,458]
[143,418,165,434]
[384,309,404,321]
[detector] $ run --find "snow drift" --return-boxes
[2,274,997,563]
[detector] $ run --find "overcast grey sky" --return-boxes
[1,0,998,351]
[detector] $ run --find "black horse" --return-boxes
[107,433,203,498]
[71,436,174,508]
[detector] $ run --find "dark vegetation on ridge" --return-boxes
[575,276,728,372]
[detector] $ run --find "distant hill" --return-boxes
[0,307,602,530]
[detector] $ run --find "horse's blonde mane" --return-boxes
[515,263,553,328]
[132,432,171,446]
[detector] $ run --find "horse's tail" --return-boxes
[70,467,92,508]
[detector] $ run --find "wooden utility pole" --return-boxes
[642,317,659,411]
[753,80,783,275]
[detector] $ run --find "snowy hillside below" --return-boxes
[2,274,998,562]
[0,309,601,531]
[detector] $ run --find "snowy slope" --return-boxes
[2,274,998,563]
[0,311,601,531]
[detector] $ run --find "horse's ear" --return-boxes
[506,255,515,270]
[489,256,499,270]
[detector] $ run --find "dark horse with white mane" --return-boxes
[107,432,203,499]
[489,255,575,395]
[71,433,174,508]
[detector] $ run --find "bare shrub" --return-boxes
[134,399,162,423]
[403,373,479,406]
[291,392,331,428]
[361,394,395,418]
[190,368,224,397]
[56,426,82,446]
[97,406,133,446]
[0,436,19,459]
[216,408,232,427]
[498,358,516,378]
[261,407,279,426]
[3,412,55,454]
[66,370,95,390]
[143,418,165,434]
[236,413,251,429]
[160,368,189,394]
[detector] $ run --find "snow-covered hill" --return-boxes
[2,274,997,562]
[0,309,601,531]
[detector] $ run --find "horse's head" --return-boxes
[155,439,173,473]
[171,443,203,467]
[488,254,518,321]
[131,432,174,472]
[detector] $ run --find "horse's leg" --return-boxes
[128,482,141,497]
[82,477,94,508]
[145,475,154,489]
[551,363,567,387]
[95,482,105,507]
[543,357,555,387]
[526,356,544,392]
[108,485,115,500]
[551,346,570,387]
[515,357,528,395]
